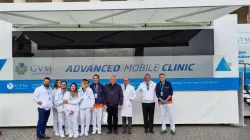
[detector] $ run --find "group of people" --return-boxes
[33,73,175,140]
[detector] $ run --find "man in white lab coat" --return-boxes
[54,81,68,138]
[136,74,156,134]
[121,77,136,134]
[33,77,53,140]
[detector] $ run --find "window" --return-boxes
[13,29,214,57]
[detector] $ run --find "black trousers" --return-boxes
[122,117,132,129]
[142,103,155,130]
[107,105,118,130]
[36,108,51,137]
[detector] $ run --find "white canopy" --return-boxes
[0,0,246,28]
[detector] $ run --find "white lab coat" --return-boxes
[33,85,53,110]
[79,87,95,110]
[55,88,66,113]
[136,81,156,103]
[63,91,81,113]
[121,84,136,117]
[63,91,81,136]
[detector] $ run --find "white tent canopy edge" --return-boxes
[0,6,242,28]
[0,0,249,11]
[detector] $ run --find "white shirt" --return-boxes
[79,87,95,110]
[33,85,53,110]
[63,91,81,112]
[136,80,156,103]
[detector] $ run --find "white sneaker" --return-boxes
[55,132,60,136]
[60,134,65,138]
[73,134,78,138]
[69,134,73,138]
[79,133,84,136]
[92,130,96,135]
[65,131,69,136]
[84,132,88,137]
[98,130,102,135]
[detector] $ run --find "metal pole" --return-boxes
[238,72,245,126]
[244,64,246,86]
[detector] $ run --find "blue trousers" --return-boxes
[36,108,51,137]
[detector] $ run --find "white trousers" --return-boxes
[92,107,103,131]
[80,108,91,134]
[58,111,68,135]
[53,109,59,133]
[160,104,175,131]
[67,111,79,136]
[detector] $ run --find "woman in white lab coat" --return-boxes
[79,79,95,137]
[63,83,81,138]
[121,77,136,134]
[52,79,61,136]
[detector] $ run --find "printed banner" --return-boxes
[238,32,250,72]
[0,78,239,93]
[13,56,214,80]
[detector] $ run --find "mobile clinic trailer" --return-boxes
[0,0,249,127]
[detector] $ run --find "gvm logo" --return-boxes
[0,59,7,71]
[238,37,250,44]
[30,65,52,75]
[6,83,28,90]
[7,83,14,90]
[215,57,231,72]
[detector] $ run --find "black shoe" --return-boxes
[107,129,112,134]
[150,129,154,134]
[40,134,50,139]
[114,129,118,135]
[144,129,149,133]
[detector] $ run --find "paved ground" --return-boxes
[1,118,250,140]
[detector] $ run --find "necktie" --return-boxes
[125,85,127,90]
[146,83,149,90]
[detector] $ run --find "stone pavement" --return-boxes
[1,118,250,140]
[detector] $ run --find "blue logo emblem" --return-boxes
[0,59,7,71]
[15,63,28,75]
[215,57,231,71]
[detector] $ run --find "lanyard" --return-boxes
[44,86,50,96]
[160,82,164,92]
[146,83,149,90]
[47,90,50,96]
[71,93,75,100]
[94,84,98,93]
[61,89,65,98]
[81,88,86,96]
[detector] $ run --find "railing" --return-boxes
[0,0,128,3]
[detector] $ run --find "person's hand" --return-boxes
[90,108,93,112]
[68,110,73,115]
[38,101,42,105]
[118,105,122,109]
[103,104,106,108]
[161,100,166,104]
[63,100,69,104]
